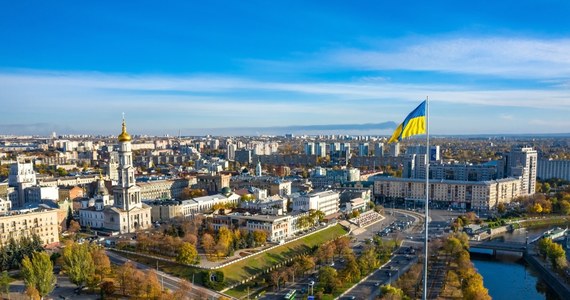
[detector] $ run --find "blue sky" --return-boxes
[1,1,570,136]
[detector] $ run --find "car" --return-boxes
[330,261,335,267]
[309,280,315,286]
[374,282,381,287]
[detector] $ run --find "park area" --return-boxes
[222,224,348,285]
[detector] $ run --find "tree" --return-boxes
[497,202,506,214]
[340,255,361,282]
[201,233,215,255]
[334,236,351,258]
[89,246,111,290]
[547,242,567,269]
[144,270,162,299]
[25,286,40,300]
[66,206,74,229]
[252,229,267,246]
[559,200,570,215]
[298,255,315,274]
[100,280,116,299]
[0,271,9,299]
[21,252,56,298]
[380,284,406,298]
[177,242,199,265]
[316,243,336,264]
[269,270,282,290]
[116,261,136,295]
[68,220,81,234]
[216,226,233,257]
[318,266,340,293]
[62,242,94,289]
[531,203,543,214]
[173,279,193,300]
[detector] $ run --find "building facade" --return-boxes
[0,209,59,245]
[373,177,521,210]
[292,190,340,216]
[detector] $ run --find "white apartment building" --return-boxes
[537,159,570,182]
[292,190,340,216]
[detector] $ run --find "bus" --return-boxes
[284,289,297,299]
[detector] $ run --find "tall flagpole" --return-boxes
[422,96,430,300]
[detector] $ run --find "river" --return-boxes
[471,227,562,300]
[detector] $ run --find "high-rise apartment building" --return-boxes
[316,142,327,158]
[374,143,384,157]
[499,146,537,195]
[304,142,315,156]
[358,143,370,157]
[389,143,400,157]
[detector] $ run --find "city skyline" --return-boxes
[1,1,570,136]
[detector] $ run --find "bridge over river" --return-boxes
[469,240,528,254]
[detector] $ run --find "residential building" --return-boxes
[195,174,231,194]
[499,146,537,195]
[537,159,570,181]
[0,208,59,245]
[373,177,521,210]
[388,143,400,157]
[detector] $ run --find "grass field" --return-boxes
[222,224,348,286]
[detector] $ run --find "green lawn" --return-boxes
[222,225,348,285]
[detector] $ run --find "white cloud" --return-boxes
[0,69,569,134]
[325,37,570,78]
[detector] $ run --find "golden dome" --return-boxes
[118,119,132,142]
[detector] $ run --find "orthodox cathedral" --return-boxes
[79,119,152,233]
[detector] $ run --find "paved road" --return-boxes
[106,250,233,300]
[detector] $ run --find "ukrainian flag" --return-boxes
[388,100,426,143]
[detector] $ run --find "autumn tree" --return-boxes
[201,233,215,255]
[177,242,200,265]
[62,241,95,289]
[252,229,267,246]
[116,261,136,295]
[318,266,341,293]
[340,255,361,282]
[173,279,193,300]
[68,220,81,234]
[269,270,283,290]
[144,270,162,299]
[298,255,316,274]
[380,284,406,299]
[100,280,116,299]
[316,243,336,265]
[88,246,111,290]
[559,199,570,215]
[334,236,351,258]
[215,226,234,257]
[21,252,56,298]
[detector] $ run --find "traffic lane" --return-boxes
[343,255,412,300]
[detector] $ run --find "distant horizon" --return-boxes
[1,2,570,135]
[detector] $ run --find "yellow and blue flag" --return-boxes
[388,100,426,143]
